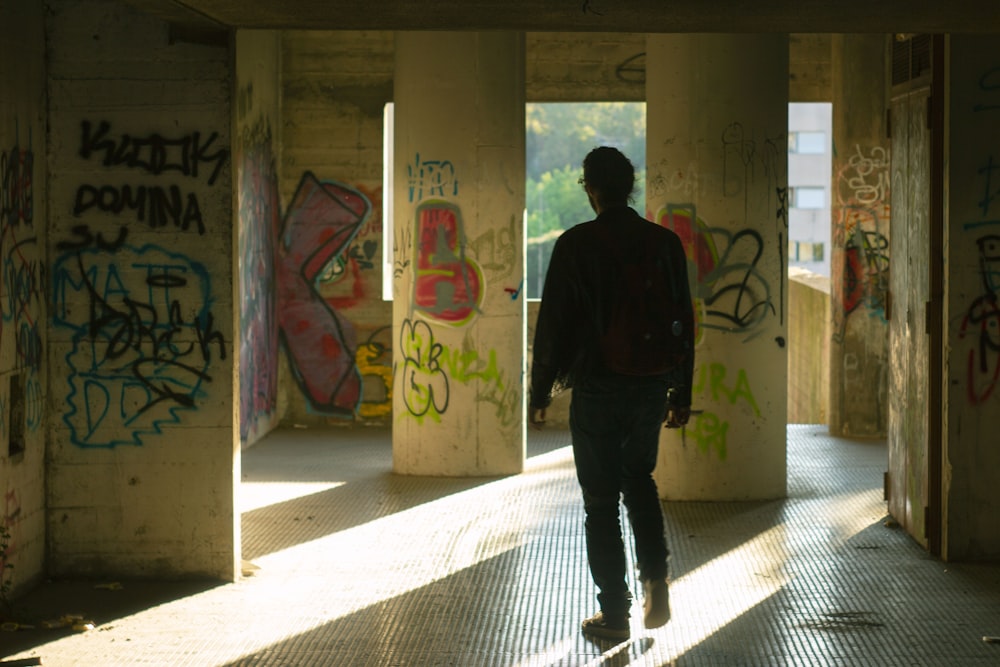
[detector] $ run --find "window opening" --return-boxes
[526,102,646,299]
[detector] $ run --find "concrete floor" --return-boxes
[3,425,1000,666]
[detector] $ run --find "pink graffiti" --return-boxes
[657,205,718,283]
[238,133,280,438]
[414,201,482,324]
[278,172,370,416]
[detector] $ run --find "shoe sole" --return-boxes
[582,626,631,641]
[643,609,670,629]
[643,583,671,629]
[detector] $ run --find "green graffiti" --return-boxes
[684,410,730,460]
[693,362,761,417]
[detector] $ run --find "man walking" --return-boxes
[529,146,695,642]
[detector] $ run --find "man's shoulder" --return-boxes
[556,219,599,244]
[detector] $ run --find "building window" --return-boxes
[791,241,825,263]
[788,131,826,154]
[791,186,826,209]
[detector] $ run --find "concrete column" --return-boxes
[943,35,1000,560]
[392,32,525,476]
[47,0,236,579]
[647,34,788,500]
[829,35,891,437]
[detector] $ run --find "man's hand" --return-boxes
[664,406,691,429]
[529,407,547,430]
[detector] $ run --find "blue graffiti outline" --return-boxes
[52,243,217,448]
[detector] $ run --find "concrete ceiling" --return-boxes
[129,0,1000,34]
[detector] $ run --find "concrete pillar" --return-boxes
[646,34,788,500]
[47,0,237,580]
[943,35,1000,560]
[392,32,525,476]
[828,35,890,437]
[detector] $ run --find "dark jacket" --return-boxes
[529,205,695,409]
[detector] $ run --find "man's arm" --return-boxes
[529,235,574,424]
[665,232,695,426]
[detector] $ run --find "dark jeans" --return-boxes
[570,373,671,617]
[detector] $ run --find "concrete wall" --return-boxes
[279,31,394,427]
[236,31,282,446]
[0,0,47,596]
[787,269,830,424]
[789,34,832,103]
[527,33,645,102]
[648,34,789,501]
[943,35,1000,560]
[47,0,237,579]
[829,35,890,438]
[272,31,830,432]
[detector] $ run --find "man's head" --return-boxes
[582,146,636,212]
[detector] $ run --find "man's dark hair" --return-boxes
[582,146,636,208]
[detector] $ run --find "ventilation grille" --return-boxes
[892,34,932,88]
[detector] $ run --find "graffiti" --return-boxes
[682,363,761,461]
[468,214,517,281]
[843,228,889,316]
[25,372,42,433]
[2,489,20,574]
[52,244,224,448]
[504,280,524,301]
[832,144,891,342]
[3,237,41,370]
[1,128,42,374]
[407,153,458,203]
[318,240,380,283]
[973,66,1000,113]
[278,171,369,418]
[238,119,280,439]
[440,339,519,428]
[394,223,412,280]
[1,135,33,227]
[959,235,1000,404]
[775,186,789,229]
[74,120,229,236]
[615,52,645,84]
[722,123,757,200]
[692,362,761,416]
[78,120,228,185]
[682,410,730,460]
[647,159,702,200]
[400,318,449,420]
[659,204,775,339]
[355,326,393,419]
[961,153,1000,230]
[414,200,484,325]
[73,184,204,234]
[581,0,605,16]
[839,145,890,207]
[57,224,128,253]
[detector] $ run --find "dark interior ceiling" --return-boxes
[127,0,1000,34]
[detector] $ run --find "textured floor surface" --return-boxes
[3,425,1000,666]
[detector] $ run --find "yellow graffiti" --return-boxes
[355,342,392,419]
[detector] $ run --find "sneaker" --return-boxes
[642,578,670,629]
[581,611,630,642]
